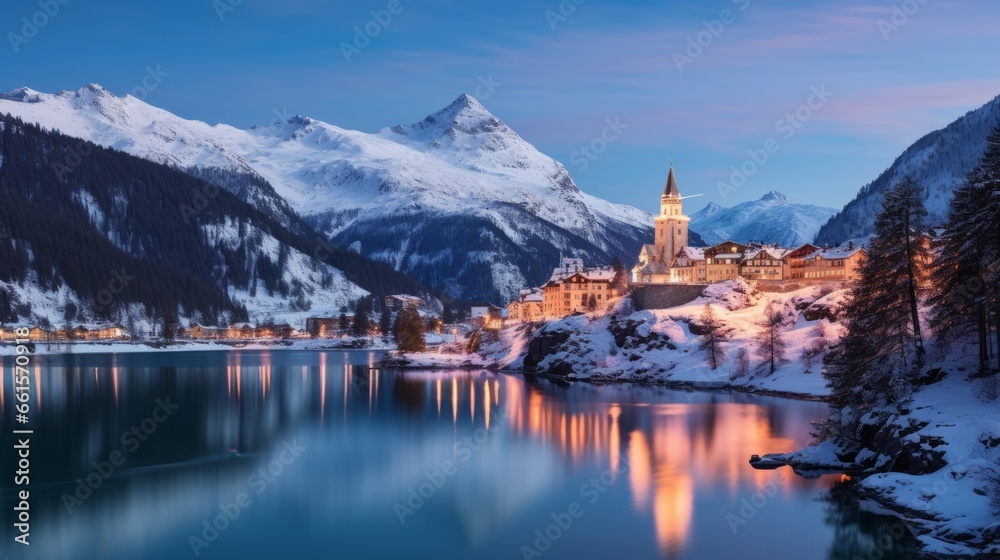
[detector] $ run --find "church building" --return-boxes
[632,165,691,283]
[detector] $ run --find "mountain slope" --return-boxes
[0,86,654,303]
[689,191,837,247]
[816,94,1000,245]
[0,115,441,328]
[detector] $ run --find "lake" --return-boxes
[0,350,920,559]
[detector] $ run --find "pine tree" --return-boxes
[352,299,371,337]
[931,123,1000,372]
[754,300,786,375]
[338,306,350,335]
[379,307,392,339]
[698,304,732,369]
[586,293,598,312]
[611,256,629,295]
[394,307,426,352]
[823,178,935,440]
[731,348,751,380]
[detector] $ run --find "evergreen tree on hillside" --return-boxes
[698,304,732,370]
[352,299,371,337]
[931,123,1000,372]
[754,300,786,375]
[823,177,933,440]
[394,307,425,352]
[611,256,629,295]
[379,307,392,339]
[338,307,350,334]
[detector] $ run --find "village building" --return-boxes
[227,322,256,339]
[185,324,225,339]
[740,246,791,281]
[506,288,545,323]
[541,258,616,318]
[782,244,821,279]
[802,245,867,281]
[385,295,424,311]
[704,241,750,282]
[305,317,342,338]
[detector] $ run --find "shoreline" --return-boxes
[0,338,395,356]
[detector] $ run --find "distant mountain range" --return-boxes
[0,85,654,304]
[689,191,838,247]
[816,93,1000,245]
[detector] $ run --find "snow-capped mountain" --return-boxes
[815,93,1000,245]
[0,86,654,303]
[689,191,837,247]
[0,113,437,329]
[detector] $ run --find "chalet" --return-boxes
[741,246,790,281]
[541,258,616,318]
[506,289,545,323]
[704,241,750,282]
[782,244,821,280]
[385,295,424,311]
[227,323,256,339]
[665,247,706,283]
[802,246,867,280]
[257,323,294,339]
[187,324,224,339]
[305,317,343,338]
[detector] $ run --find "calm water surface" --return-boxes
[0,350,919,559]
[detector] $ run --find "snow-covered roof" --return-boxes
[805,247,866,260]
[521,292,544,303]
[744,247,791,260]
[680,247,705,260]
[548,267,616,284]
[712,253,744,259]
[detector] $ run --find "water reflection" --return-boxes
[0,352,918,560]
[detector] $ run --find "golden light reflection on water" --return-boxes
[5,359,830,560]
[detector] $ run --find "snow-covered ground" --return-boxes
[468,280,841,399]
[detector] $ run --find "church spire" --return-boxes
[663,164,680,198]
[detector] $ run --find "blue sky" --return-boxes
[3,0,1000,215]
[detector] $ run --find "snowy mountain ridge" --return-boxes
[0,85,654,302]
[815,93,1000,245]
[689,191,838,247]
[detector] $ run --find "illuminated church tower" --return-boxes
[653,164,689,263]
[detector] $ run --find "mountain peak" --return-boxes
[0,86,42,102]
[423,93,494,128]
[760,190,791,202]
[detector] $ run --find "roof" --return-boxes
[680,247,705,260]
[548,267,616,284]
[805,247,866,260]
[744,247,791,260]
[712,253,744,259]
[663,164,680,198]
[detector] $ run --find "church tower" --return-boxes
[653,164,689,263]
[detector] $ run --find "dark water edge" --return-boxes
[0,350,926,560]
